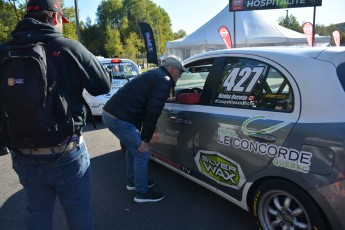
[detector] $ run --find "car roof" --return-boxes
[183,46,345,67]
[98,58,136,64]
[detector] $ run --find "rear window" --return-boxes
[213,57,294,112]
[102,61,140,79]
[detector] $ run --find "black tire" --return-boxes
[250,179,329,230]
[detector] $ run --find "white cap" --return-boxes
[161,55,189,72]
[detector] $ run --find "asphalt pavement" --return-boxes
[0,120,257,230]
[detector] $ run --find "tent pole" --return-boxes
[233,11,236,48]
[312,6,316,47]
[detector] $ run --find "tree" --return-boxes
[278,14,301,33]
[62,6,78,40]
[96,0,124,29]
[80,23,104,55]
[104,23,124,57]
[123,32,142,60]
[0,0,25,42]
[174,29,187,40]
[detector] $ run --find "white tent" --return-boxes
[167,5,330,60]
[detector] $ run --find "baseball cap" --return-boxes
[162,55,189,72]
[27,0,69,23]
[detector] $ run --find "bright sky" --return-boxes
[65,0,345,34]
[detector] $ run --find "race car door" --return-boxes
[150,57,224,176]
[192,55,301,199]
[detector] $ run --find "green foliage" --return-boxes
[80,24,105,55]
[278,14,302,33]
[62,6,78,40]
[174,29,187,40]
[93,0,174,58]
[123,32,142,60]
[0,0,25,42]
[105,24,124,57]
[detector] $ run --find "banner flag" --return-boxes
[139,22,158,65]
[302,22,314,46]
[218,26,232,49]
[333,30,341,47]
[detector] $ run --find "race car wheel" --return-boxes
[250,180,329,230]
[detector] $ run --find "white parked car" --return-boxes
[83,58,141,116]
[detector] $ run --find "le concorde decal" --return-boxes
[217,116,312,173]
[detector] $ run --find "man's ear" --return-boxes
[52,12,59,25]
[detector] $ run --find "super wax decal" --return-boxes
[217,116,312,173]
[194,150,246,189]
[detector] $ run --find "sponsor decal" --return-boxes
[217,117,312,173]
[7,78,24,86]
[145,32,153,52]
[231,0,244,10]
[230,0,322,12]
[151,151,192,175]
[242,115,290,135]
[218,123,238,146]
[194,150,246,189]
[262,93,287,99]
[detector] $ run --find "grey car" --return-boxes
[150,47,345,230]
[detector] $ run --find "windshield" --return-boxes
[103,62,140,79]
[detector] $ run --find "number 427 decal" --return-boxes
[223,66,265,93]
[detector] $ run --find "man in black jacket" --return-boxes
[102,55,187,203]
[0,0,111,229]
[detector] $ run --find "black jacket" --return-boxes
[103,66,174,143]
[0,18,111,136]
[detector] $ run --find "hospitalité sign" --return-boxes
[229,0,322,11]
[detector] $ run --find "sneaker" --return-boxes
[126,180,155,191]
[134,190,165,203]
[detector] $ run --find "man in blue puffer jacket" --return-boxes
[102,55,187,203]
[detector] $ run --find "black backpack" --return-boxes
[0,42,75,149]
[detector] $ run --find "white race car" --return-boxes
[83,58,141,116]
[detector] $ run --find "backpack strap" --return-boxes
[45,38,97,130]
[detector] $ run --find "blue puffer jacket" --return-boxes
[103,66,175,143]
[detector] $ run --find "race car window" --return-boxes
[102,62,140,79]
[172,58,215,104]
[212,57,294,112]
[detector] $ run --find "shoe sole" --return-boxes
[134,196,164,203]
[126,183,155,191]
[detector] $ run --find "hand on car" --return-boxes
[138,141,149,153]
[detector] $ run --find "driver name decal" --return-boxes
[194,150,246,189]
[215,66,264,107]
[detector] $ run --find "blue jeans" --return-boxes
[102,111,150,193]
[11,140,93,230]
